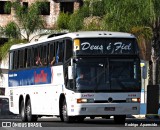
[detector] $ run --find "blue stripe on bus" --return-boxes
[8,67,52,87]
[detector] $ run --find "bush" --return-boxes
[68,11,84,32]
[83,16,103,31]
[0,39,27,60]
[57,12,70,29]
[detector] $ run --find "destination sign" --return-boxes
[75,38,137,55]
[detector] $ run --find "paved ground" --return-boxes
[0,116,160,127]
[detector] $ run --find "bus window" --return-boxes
[27,48,31,67]
[33,47,37,66]
[49,43,55,66]
[55,42,58,63]
[24,49,27,68]
[55,41,64,63]
[41,45,48,66]
[9,52,13,70]
[59,41,64,63]
[18,50,24,69]
[65,39,73,61]
[34,46,42,66]
[31,47,35,67]
[13,51,18,69]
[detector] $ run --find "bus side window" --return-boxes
[9,52,13,70]
[13,51,18,70]
[19,50,24,69]
[65,39,73,61]
[27,48,31,67]
[34,46,42,66]
[59,41,64,63]
[31,48,34,67]
[55,42,58,63]
[33,47,37,66]
[42,45,48,66]
[55,41,64,63]
[24,49,27,68]
[49,43,55,66]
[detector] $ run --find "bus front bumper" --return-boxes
[68,103,140,116]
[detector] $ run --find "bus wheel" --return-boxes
[90,116,95,119]
[114,115,126,124]
[20,100,27,122]
[62,100,74,123]
[76,116,85,122]
[26,99,38,122]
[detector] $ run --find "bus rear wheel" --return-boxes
[62,100,75,123]
[20,100,27,122]
[26,99,38,122]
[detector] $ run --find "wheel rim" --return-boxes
[62,102,67,120]
[26,103,31,119]
[21,104,25,118]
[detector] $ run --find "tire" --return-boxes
[76,116,85,122]
[102,116,110,119]
[26,99,38,122]
[90,116,95,119]
[61,100,75,123]
[60,101,64,122]
[114,115,126,124]
[20,100,27,122]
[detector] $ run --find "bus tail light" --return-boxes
[77,98,94,103]
[126,98,140,103]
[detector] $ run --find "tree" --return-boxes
[73,0,160,85]
[2,0,48,42]
[150,0,160,85]
[57,12,70,30]
[0,21,21,39]
[0,0,49,59]
[68,11,84,32]
[0,0,48,76]
[100,0,160,85]
[0,39,26,61]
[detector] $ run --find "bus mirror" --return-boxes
[140,62,147,79]
[68,66,73,80]
[72,58,78,64]
[73,59,77,63]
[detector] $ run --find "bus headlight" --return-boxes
[126,98,140,103]
[77,98,94,103]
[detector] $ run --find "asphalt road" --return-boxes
[0,117,160,128]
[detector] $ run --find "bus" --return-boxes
[8,31,141,123]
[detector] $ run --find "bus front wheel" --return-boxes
[26,99,38,122]
[61,100,75,123]
[20,100,27,122]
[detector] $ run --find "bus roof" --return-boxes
[10,31,135,50]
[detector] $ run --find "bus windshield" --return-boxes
[75,58,140,92]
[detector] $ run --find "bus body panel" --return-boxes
[64,92,140,116]
[9,65,64,115]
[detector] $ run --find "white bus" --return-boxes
[8,31,141,123]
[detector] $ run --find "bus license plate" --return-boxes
[104,107,115,111]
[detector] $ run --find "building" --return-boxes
[0,0,83,28]
[0,0,83,43]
